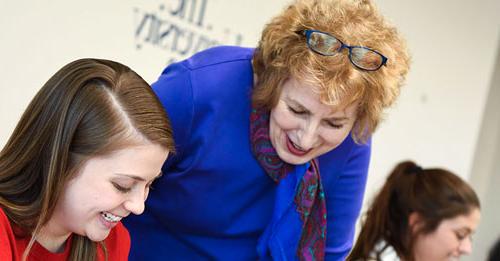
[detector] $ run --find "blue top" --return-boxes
[124,46,371,260]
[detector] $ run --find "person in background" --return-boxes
[488,237,500,261]
[124,0,410,259]
[0,58,174,261]
[348,161,481,261]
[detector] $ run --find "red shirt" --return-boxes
[0,208,130,261]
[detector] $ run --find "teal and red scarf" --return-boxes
[250,108,327,261]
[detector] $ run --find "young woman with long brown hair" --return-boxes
[0,58,174,261]
[348,161,481,261]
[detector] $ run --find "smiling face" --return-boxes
[45,143,168,243]
[413,208,481,261]
[269,77,357,165]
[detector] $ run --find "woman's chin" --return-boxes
[86,231,111,242]
[277,150,311,165]
[83,220,113,242]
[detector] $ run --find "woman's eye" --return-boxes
[112,182,132,193]
[326,121,343,129]
[455,232,467,240]
[287,106,306,115]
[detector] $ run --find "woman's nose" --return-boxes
[124,190,146,215]
[458,237,473,255]
[298,123,319,150]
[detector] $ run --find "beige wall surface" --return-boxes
[1,0,499,259]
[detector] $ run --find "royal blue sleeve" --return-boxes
[320,137,371,261]
[151,62,195,170]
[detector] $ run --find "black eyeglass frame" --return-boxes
[297,29,388,71]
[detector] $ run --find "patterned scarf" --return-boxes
[250,108,327,261]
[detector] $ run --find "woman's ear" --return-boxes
[408,212,423,234]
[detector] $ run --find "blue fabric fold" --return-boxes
[257,163,310,260]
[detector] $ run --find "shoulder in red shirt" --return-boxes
[0,207,130,261]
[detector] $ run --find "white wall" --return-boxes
[465,40,500,261]
[0,0,285,149]
[1,0,499,259]
[369,0,499,181]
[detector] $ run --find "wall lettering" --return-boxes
[134,0,243,64]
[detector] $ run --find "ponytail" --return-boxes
[348,161,421,260]
[348,160,479,260]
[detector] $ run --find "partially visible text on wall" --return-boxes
[134,0,244,64]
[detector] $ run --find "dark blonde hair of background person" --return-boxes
[347,161,480,261]
[252,0,411,143]
[0,58,174,261]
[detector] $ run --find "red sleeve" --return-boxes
[0,208,19,261]
[98,222,131,261]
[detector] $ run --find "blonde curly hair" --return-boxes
[252,0,410,143]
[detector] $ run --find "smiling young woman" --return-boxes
[0,58,174,261]
[348,161,481,261]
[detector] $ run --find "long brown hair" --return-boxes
[0,58,174,261]
[347,161,480,261]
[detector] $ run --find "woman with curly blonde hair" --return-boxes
[125,0,410,260]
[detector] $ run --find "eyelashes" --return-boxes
[287,105,307,115]
[326,121,343,129]
[287,105,344,129]
[112,181,155,194]
[455,231,470,241]
[112,182,132,193]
